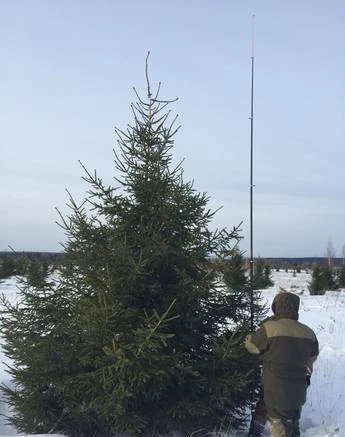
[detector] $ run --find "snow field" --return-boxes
[1,270,345,437]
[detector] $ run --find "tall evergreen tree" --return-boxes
[0,57,260,437]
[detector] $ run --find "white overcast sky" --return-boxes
[1,0,344,257]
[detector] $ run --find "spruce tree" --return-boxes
[253,259,273,290]
[221,250,264,326]
[0,57,259,437]
[0,256,15,279]
[322,265,336,291]
[15,255,30,276]
[263,264,273,287]
[309,264,325,295]
[338,263,345,288]
[309,263,337,295]
[24,259,50,288]
[222,250,248,291]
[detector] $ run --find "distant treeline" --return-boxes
[1,252,341,269]
[0,251,63,263]
[263,257,344,269]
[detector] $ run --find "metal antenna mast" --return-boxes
[249,14,255,331]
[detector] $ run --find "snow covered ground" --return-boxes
[0,270,344,437]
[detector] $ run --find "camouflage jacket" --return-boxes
[245,292,319,418]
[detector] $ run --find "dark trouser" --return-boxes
[248,389,302,437]
[248,389,267,437]
[268,410,301,437]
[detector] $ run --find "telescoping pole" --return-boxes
[249,15,255,332]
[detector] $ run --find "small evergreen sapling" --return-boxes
[25,259,50,288]
[253,259,273,290]
[309,263,337,295]
[338,263,345,288]
[309,264,325,295]
[0,257,15,279]
[221,250,264,326]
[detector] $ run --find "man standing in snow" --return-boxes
[245,291,319,437]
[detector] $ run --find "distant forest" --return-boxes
[0,252,343,269]
[0,251,63,264]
